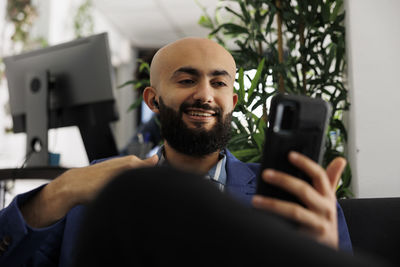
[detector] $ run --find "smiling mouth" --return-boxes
[186,111,214,117]
[184,108,218,118]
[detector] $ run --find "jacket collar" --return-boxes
[225,149,256,186]
[224,149,258,205]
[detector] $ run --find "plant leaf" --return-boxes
[127,95,143,111]
[248,58,265,97]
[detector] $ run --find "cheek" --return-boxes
[160,82,192,102]
[160,94,185,111]
[215,93,235,111]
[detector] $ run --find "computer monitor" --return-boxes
[4,32,119,167]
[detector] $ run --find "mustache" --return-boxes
[179,101,222,115]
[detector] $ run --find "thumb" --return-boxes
[326,157,347,190]
[143,154,159,166]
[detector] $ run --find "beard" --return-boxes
[158,97,232,157]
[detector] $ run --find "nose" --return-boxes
[192,80,214,103]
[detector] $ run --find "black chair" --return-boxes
[339,198,400,266]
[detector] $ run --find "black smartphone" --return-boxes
[256,94,332,205]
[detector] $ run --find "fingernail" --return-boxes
[289,151,299,160]
[252,195,263,204]
[263,169,275,181]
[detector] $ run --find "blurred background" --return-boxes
[0,0,399,206]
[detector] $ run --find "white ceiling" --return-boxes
[92,0,221,49]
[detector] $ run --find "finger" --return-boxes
[326,157,346,189]
[144,154,159,166]
[252,195,326,231]
[261,169,326,212]
[288,152,331,195]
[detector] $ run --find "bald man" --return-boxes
[0,38,353,267]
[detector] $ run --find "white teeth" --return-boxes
[188,111,212,117]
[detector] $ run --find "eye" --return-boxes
[212,81,227,87]
[178,79,195,85]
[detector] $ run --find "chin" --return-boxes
[187,121,215,130]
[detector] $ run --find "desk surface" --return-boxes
[0,167,68,180]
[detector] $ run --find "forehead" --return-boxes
[159,40,236,79]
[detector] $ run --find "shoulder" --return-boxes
[224,149,260,205]
[225,149,260,175]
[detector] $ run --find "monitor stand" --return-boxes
[24,71,119,166]
[25,71,49,167]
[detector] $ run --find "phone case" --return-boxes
[256,94,332,204]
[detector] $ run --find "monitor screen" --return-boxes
[4,32,119,166]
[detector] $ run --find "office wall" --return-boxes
[346,0,400,197]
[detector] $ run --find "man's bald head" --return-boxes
[143,37,238,157]
[149,37,236,90]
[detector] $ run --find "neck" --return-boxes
[163,142,220,174]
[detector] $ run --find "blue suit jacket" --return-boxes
[0,150,352,266]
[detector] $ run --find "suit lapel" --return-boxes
[225,149,258,206]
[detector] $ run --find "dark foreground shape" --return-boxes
[74,166,390,267]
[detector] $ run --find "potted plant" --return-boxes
[198,0,351,198]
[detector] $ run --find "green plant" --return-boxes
[1,1,47,83]
[6,0,37,45]
[118,60,151,111]
[199,0,352,198]
[4,0,47,50]
[73,0,94,38]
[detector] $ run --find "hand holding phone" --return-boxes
[256,94,331,204]
[253,94,347,248]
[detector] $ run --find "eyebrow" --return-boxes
[171,66,232,80]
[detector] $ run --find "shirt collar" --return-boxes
[155,146,227,191]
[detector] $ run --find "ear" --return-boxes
[232,93,238,109]
[143,86,160,114]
